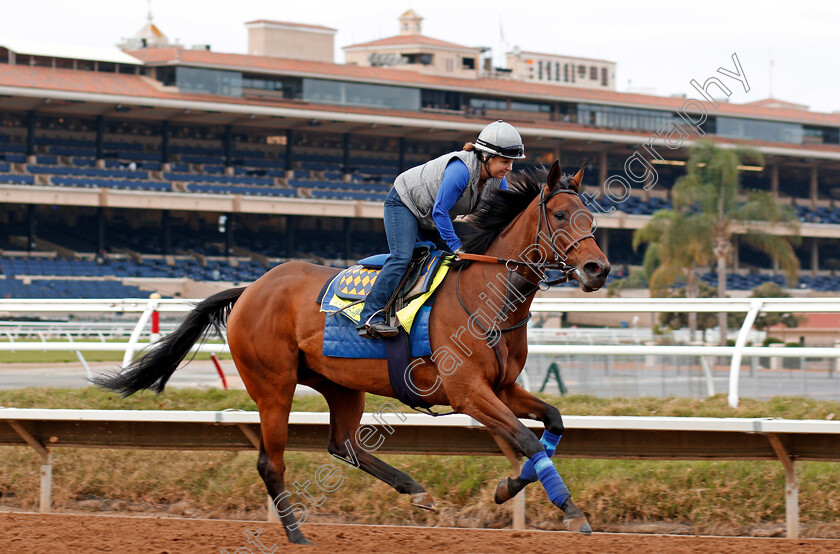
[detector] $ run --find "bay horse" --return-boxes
[94,160,610,544]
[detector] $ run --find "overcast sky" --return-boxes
[2,0,838,113]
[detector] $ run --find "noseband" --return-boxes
[534,187,596,285]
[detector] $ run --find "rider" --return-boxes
[357,120,526,339]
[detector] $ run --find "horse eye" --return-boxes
[554,211,566,221]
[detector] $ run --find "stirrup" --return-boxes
[359,310,399,339]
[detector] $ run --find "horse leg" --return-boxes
[253,377,311,544]
[491,383,589,532]
[310,377,436,511]
[451,384,590,534]
[493,383,563,498]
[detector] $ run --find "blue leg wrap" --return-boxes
[518,430,561,482]
[531,451,571,509]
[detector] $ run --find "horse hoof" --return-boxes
[290,534,313,545]
[494,478,513,504]
[411,491,437,511]
[564,516,591,535]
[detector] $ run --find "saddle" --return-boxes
[316,243,452,411]
[321,241,446,323]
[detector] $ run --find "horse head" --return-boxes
[538,160,610,292]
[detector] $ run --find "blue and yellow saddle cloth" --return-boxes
[319,248,449,359]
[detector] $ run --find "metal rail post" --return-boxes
[766,433,799,539]
[728,301,763,408]
[8,421,52,513]
[65,332,92,380]
[122,297,160,367]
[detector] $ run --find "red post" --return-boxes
[149,292,161,343]
[211,353,228,390]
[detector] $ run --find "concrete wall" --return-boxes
[248,25,334,63]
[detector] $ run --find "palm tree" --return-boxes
[633,209,713,340]
[671,140,800,345]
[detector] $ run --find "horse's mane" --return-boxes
[456,166,577,258]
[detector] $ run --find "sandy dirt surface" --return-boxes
[1,512,838,554]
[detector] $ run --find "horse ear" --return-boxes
[547,160,562,190]
[568,161,586,192]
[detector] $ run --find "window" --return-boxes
[576,104,675,132]
[538,60,543,80]
[462,57,475,70]
[716,117,804,144]
[32,56,52,67]
[404,53,432,65]
[242,74,302,99]
[303,79,420,111]
[156,66,176,87]
[510,100,551,113]
[165,67,243,97]
[421,89,462,111]
[578,65,586,77]
[589,66,598,80]
[563,64,569,82]
[601,67,608,87]
[554,62,560,81]
[469,97,507,111]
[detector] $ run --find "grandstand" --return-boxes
[1,12,840,299]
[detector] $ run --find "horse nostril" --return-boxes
[584,262,609,278]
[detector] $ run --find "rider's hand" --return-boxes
[454,247,465,260]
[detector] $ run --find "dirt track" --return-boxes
[1,513,838,553]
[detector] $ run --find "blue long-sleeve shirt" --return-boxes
[432,159,508,251]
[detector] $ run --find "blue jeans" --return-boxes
[359,188,427,325]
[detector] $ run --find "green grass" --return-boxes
[1,388,838,420]
[0,389,838,536]
[0,338,232,363]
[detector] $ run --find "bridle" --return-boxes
[458,185,597,290]
[451,182,598,392]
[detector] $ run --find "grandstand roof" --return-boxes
[3,63,840,161]
[122,47,840,127]
[0,39,142,65]
[343,34,479,52]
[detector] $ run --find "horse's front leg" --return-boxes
[448,383,590,534]
[492,383,589,533]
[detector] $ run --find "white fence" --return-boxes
[2,297,840,407]
[2,408,838,538]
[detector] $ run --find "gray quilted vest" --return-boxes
[393,150,503,230]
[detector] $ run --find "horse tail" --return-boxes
[92,286,247,397]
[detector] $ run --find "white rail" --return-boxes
[2,297,839,408]
[1,409,837,539]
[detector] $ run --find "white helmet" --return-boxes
[474,120,526,159]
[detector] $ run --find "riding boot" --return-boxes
[356,313,399,339]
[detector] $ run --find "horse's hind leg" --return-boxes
[253,377,311,544]
[310,377,436,511]
[492,383,588,532]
